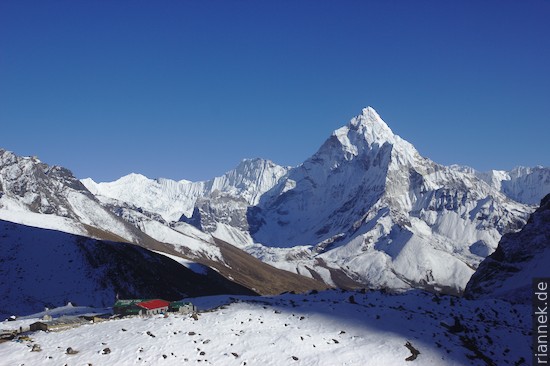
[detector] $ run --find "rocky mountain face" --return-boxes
[0,149,141,243]
[464,193,550,303]
[251,108,526,247]
[82,107,546,295]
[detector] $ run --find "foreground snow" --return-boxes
[1,290,529,366]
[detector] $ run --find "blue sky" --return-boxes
[1,1,549,182]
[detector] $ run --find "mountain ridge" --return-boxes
[450,164,550,205]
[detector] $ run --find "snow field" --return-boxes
[1,290,530,366]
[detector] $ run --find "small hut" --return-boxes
[30,316,87,332]
[113,299,147,316]
[114,299,170,316]
[136,299,170,315]
[169,301,197,314]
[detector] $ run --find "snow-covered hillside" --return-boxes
[0,106,540,366]
[0,290,530,366]
[465,193,550,303]
[3,105,545,300]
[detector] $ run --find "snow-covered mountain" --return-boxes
[464,193,550,303]
[82,107,543,295]
[451,164,550,205]
[82,158,289,223]
[243,107,532,293]
[3,193,536,365]
[0,148,227,264]
[0,149,325,314]
[0,149,140,243]
[80,158,290,259]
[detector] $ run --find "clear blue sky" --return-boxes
[1,1,549,182]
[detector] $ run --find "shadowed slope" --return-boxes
[0,220,254,319]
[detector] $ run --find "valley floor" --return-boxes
[0,290,530,366]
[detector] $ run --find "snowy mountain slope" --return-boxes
[501,166,550,204]
[0,149,140,243]
[103,202,224,262]
[451,165,550,205]
[81,157,284,250]
[89,194,327,295]
[245,108,531,293]
[207,237,328,295]
[0,148,221,269]
[99,201,328,294]
[0,289,530,366]
[82,158,289,223]
[0,219,254,319]
[464,193,550,303]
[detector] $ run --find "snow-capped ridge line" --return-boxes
[83,157,290,222]
[449,164,550,205]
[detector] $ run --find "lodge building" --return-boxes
[113,299,196,316]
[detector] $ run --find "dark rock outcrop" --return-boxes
[464,194,550,303]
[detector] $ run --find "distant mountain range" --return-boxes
[1,106,549,315]
[450,164,550,205]
[81,107,546,294]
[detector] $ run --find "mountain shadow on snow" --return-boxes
[0,220,255,319]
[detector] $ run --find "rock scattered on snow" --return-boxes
[405,341,420,361]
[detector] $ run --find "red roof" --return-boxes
[137,299,170,310]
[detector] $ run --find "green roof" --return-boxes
[123,308,143,315]
[114,299,147,307]
[169,301,193,307]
